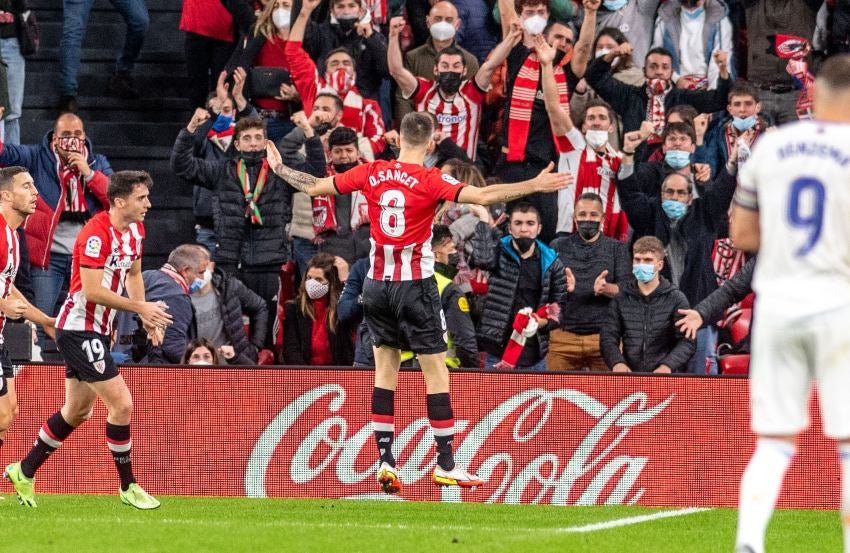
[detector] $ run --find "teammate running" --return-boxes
[5,171,172,509]
[267,112,571,493]
[0,167,57,461]
[731,55,850,553]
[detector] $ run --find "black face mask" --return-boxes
[333,161,358,174]
[576,220,601,241]
[314,122,333,136]
[336,16,358,32]
[239,149,267,164]
[434,261,458,279]
[447,252,461,267]
[513,237,535,254]
[437,71,463,95]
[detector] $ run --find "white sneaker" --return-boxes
[432,465,485,489]
[376,461,402,495]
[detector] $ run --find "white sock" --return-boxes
[840,442,850,553]
[735,437,795,553]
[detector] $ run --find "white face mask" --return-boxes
[305,278,329,300]
[595,48,610,58]
[190,360,212,366]
[272,8,291,29]
[522,15,548,36]
[585,129,609,149]
[429,21,456,41]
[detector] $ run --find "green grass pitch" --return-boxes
[0,494,842,552]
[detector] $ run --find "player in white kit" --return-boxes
[731,55,850,553]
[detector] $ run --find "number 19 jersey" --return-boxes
[334,160,466,281]
[735,120,850,318]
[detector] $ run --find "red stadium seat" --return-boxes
[729,308,752,345]
[257,349,275,366]
[740,293,755,310]
[719,354,750,375]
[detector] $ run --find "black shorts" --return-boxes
[0,347,12,397]
[56,329,119,382]
[361,277,447,355]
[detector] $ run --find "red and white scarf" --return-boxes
[723,120,761,159]
[645,79,671,144]
[311,162,369,240]
[55,136,89,213]
[506,53,569,162]
[495,303,560,369]
[711,238,747,328]
[207,124,234,152]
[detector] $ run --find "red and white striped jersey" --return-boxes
[334,160,466,281]
[410,77,486,161]
[0,215,20,343]
[56,211,145,335]
[556,128,630,242]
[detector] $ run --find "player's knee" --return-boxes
[66,405,94,425]
[110,399,133,422]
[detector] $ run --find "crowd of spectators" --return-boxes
[4,0,848,373]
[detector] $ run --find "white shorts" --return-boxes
[749,304,850,439]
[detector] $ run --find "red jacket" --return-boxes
[285,40,386,156]
[179,0,234,43]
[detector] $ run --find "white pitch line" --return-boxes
[557,507,713,533]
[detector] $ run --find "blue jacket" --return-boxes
[0,131,112,268]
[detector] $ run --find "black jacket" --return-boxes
[618,165,737,306]
[171,129,294,267]
[601,277,695,372]
[585,56,732,162]
[471,223,566,359]
[303,23,389,100]
[694,256,755,326]
[209,267,269,364]
[282,301,354,366]
[549,233,632,335]
[435,268,479,368]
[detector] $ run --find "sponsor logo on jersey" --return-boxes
[441,174,461,186]
[436,113,467,125]
[85,236,102,258]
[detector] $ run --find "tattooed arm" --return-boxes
[266,140,337,196]
[456,162,572,206]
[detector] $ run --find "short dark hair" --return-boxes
[233,116,266,141]
[515,0,549,12]
[667,104,699,127]
[576,191,604,209]
[0,166,28,192]
[816,54,850,90]
[322,47,357,73]
[580,99,614,125]
[316,92,344,113]
[400,113,435,148]
[436,46,467,67]
[662,121,696,144]
[728,81,761,104]
[108,171,153,205]
[328,126,359,148]
[431,224,453,247]
[633,236,665,258]
[645,47,674,65]
[509,201,540,222]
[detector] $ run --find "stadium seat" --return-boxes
[740,293,755,310]
[729,308,752,345]
[257,349,275,365]
[719,354,750,375]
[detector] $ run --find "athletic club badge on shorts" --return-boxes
[85,236,102,258]
[93,360,106,374]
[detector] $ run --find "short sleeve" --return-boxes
[78,228,110,269]
[462,79,486,101]
[334,163,372,195]
[734,147,760,211]
[427,170,466,203]
[410,77,432,102]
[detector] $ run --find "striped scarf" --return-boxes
[55,137,89,213]
[506,53,569,162]
[645,79,671,144]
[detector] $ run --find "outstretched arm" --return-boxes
[387,17,418,98]
[536,35,573,136]
[456,162,572,205]
[266,140,337,196]
[475,23,523,89]
[570,0,600,79]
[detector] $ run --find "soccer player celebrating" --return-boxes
[5,171,172,509]
[0,167,57,460]
[730,54,850,553]
[267,112,571,493]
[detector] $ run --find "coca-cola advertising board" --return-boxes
[7,365,839,508]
